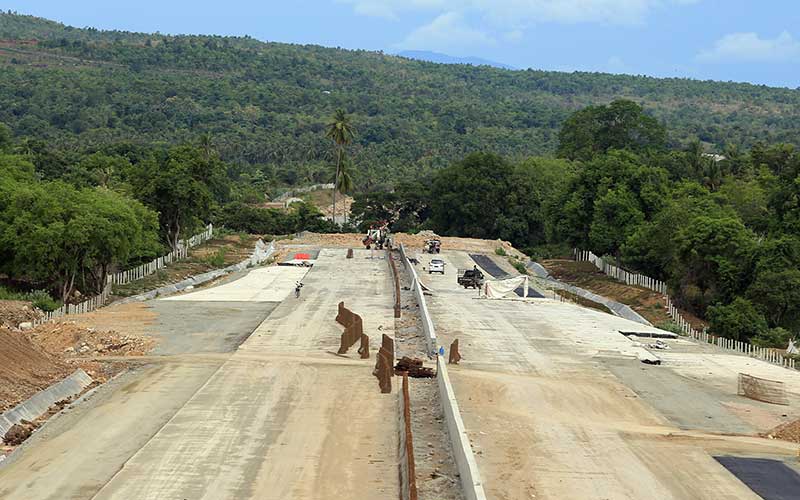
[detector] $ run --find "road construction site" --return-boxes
[2,233,800,500]
[415,248,800,500]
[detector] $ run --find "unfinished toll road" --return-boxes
[0,249,398,500]
[417,250,800,500]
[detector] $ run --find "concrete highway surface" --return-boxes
[417,250,800,500]
[5,244,800,500]
[0,249,398,500]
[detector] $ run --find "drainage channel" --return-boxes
[393,247,465,500]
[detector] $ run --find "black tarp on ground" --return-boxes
[468,254,543,298]
[469,254,510,279]
[714,456,800,500]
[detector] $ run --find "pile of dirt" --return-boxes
[394,233,525,258]
[3,421,35,446]
[0,327,72,412]
[765,418,800,443]
[395,357,435,378]
[277,232,364,248]
[0,317,153,413]
[67,302,157,338]
[27,321,155,358]
[279,231,527,258]
[0,300,43,328]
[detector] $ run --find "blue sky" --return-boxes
[7,1,800,88]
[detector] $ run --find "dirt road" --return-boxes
[419,250,799,500]
[0,249,399,500]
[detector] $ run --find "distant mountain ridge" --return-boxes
[395,50,516,70]
[0,11,799,185]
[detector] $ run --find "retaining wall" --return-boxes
[575,249,797,370]
[399,243,487,500]
[527,262,651,326]
[0,369,93,437]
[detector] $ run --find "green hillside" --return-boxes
[1,11,799,185]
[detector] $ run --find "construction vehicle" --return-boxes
[424,239,441,254]
[363,222,390,250]
[457,267,484,289]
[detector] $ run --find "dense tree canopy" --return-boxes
[2,12,800,348]
[350,104,800,348]
[0,154,160,300]
[557,100,666,161]
[1,13,800,189]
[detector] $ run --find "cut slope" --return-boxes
[0,327,71,412]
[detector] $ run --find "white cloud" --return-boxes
[697,31,800,63]
[399,12,496,51]
[341,0,699,25]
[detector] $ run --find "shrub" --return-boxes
[510,259,528,275]
[495,247,507,256]
[205,248,227,267]
[26,290,61,312]
[751,327,792,349]
[655,320,683,335]
[0,286,61,312]
[707,297,768,342]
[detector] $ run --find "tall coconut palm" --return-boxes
[325,109,355,223]
[198,132,214,161]
[336,156,355,223]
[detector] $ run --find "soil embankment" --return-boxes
[0,327,71,413]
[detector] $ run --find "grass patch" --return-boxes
[509,258,528,275]
[495,247,507,256]
[0,286,61,311]
[203,248,227,267]
[655,320,683,335]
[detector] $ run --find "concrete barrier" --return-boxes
[436,356,488,500]
[399,244,437,354]
[0,369,93,437]
[399,244,486,500]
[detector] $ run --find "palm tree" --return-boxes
[701,156,723,192]
[325,109,355,223]
[336,156,355,223]
[198,132,214,161]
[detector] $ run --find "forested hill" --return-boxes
[1,11,799,185]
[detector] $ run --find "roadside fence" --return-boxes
[31,224,215,327]
[32,282,112,326]
[575,249,797,370]
[110,224,214,285]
